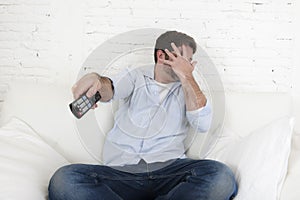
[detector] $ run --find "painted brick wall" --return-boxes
[293,0,300,95]
[0,0,297,109]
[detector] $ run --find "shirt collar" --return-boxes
[139,64,181,86]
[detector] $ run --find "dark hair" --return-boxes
[154,31,197,63]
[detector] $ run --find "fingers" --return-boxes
[71,84,77,96]
[91,103,98,109]
[73,79,99,109]
[164,48,176,60]
[72,82,89,99]
[168,43,188,61]
[182,45,187,59]
[171,42,181,56]
[86,79,101,98]
[163,59,172,66]
[72,73,101,99]
[191,61,197,67]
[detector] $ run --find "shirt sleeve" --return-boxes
[110,67,136,100]
[186,100,212,133]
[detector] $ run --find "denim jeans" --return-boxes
[48,158,238,200]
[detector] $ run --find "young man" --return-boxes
[48,31,238,200]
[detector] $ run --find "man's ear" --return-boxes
[156,49,166,64]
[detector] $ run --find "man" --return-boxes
[48,31,238,200]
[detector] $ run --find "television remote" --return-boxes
[69,91,101,119]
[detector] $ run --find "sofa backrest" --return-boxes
[224,91,292,137]
[0,81,295,163]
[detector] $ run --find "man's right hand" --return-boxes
[72,73,102,99]
[72,73,114,105]
[71,73,102,109]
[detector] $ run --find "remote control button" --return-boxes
[78,98,83,104]
[82,107,88,113]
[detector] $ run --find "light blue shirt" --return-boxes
[103,65,212,166]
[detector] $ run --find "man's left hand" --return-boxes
[163,42,197,81]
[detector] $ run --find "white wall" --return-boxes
[0,0,297,107]
[292,0,300,132]
[293,0,300,95]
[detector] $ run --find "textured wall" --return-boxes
[0,0,297,108]
[293,0,300,95]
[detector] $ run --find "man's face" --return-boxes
[162,45,194,81]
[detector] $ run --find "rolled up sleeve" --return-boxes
[186,101,212,133]
[111,67,136,100]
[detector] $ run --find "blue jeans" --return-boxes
[48,159,238,200]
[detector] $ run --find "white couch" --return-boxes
[0,81,299,200]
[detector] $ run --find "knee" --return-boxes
[212,161,237,188]
[193,160,238,199]
[49,164,75,187]
[209,160,238,199]
[48,164,80,200]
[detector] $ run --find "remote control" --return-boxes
[69,91,101,119]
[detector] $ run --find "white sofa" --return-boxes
[0,81,299,200]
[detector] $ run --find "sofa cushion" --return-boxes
[0,81,98,163]
[0,117,68,199]
[207,117,294,200]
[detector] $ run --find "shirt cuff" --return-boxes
[186,100,211,116]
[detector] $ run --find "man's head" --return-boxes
[154,31,197,82]
[154,31,197,63]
